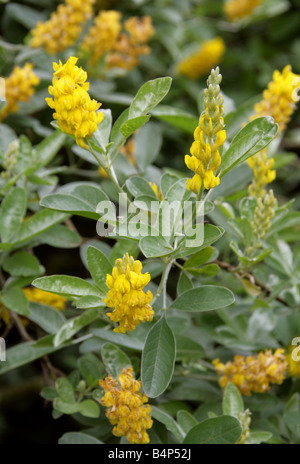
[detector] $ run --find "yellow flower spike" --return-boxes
[0,63,40,122]
[224,0,265,22]
[185,67,226,195]
[177,38,225,80]
[23,288,67,311]
[30,0,95,54]
[100,366,153,444]
[80,10,122,67]
[104,253,154,333]
[46,56,103,149]
[247,65,299,196]
[213,349,288,396]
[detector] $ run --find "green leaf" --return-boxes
[53,308,100,347]
[0,187,26,242]
[2,287,29,316]
[38,224,81,249]
[129,77,172,119]
[90,109,112,153]
[177,272,193,295]
[140,235,173,258]
[175,335,205,360]
[120,115,151,138]
[170,286,235,312]
[59,432,103,444]
[35,131,67,168]
[40,183,109,220]
[150,406,185,442]
[12,209,68,246]
[246,431,272,444]
[222,383,244,419]
[56,377,75,403]
[86,246,112,294]
[78,400,100,418]
[101,342,131,378]
[3,250,41,276]
[134,123,162,171]
[126,176,157,198]
[91,328,144,351]
[33,275,103,298]
[151,105,198,133]
[27,302,66,334]
[184,247,214,269]
[183,415,242,444]
[221,117,278,177]
[53,399,80,415]
[176,410,198,435]
[141,316,176,398]
[77,353,104,386]
[0,124,17,155]
[6,2,47,29]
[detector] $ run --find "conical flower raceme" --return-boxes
[213,349,288,396]
[30,0,95,54]
[23,288,67,311]
[46,56,103,149]
[80,10,122,67]
[224,0,265,22]
[99,366,153,444]
[106,16,154,71]
[0,63,40,122]
[177,38,225,80]
[185,67,226,194]
[104,253,154,333]
[247,65,300,196]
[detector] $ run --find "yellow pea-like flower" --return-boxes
[100,366,153,444]
[46,56,103,149]
[0,63,40,122]
[104,253,154,333]
[30,0,95,54]
[213,349,288,396]
[224,0,265,22]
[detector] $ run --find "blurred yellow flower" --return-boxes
[248,65,300,196]
[149,182,163,201]
[106,16,155,71]
[80,10,122,67]
[213,349,288,396]
[46,56,103,149]
[23,288,67,311]
[104,253,154,333]
[177,38,225,80]
[100,366,153,444]
[0,63,40,122]
[224,0,265,22]
[30,0,94,54]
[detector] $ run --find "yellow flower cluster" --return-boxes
[80,10,122,67]
[23,288,67,311]
[100,366,153,444]
[177,38,225,80]
[104,253,154,333]
[149,182,163,201]
[250,65,300,132]
[0,63,40,122]
[185,67,226,193]
[224,0,265,22]
[248,65,299,196]
[30,0,95,54]
[106,16,155,71]
[46,56,103,149]
[213,349,288,396]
